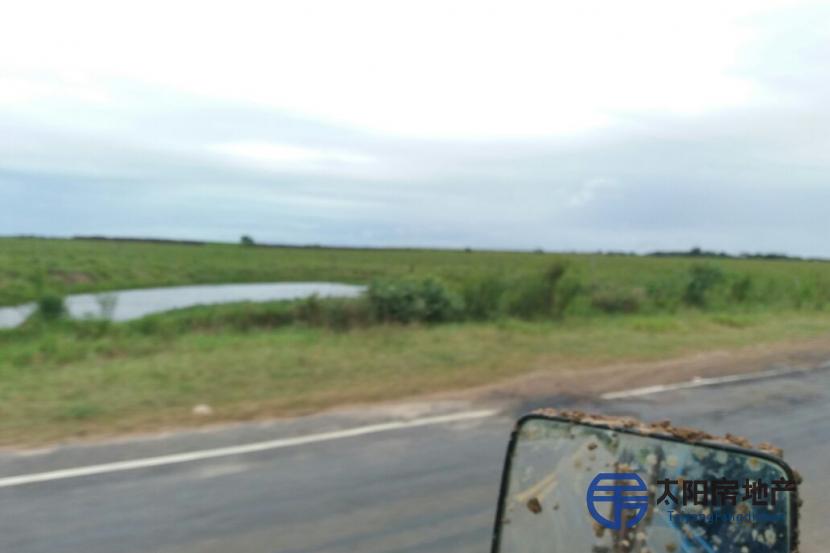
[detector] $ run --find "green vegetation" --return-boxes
[2,236,830,445]
[2,309,830,445]
[3,237,830,312]
[35,294,66,321]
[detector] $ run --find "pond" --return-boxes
[0,282,366,329]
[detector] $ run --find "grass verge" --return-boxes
[1,309,829,446]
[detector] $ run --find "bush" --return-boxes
[505,276,553,319]
[368,280,423,323]
[419,278,464,322]
[505,261,571,319]
[240,235,255,246]
[461,275,507,320]
[591,287,643,314]
[683,264,725,307]
[368,278,463,324]
[36,294,66,321]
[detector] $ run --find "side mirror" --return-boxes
[492,412,799,553]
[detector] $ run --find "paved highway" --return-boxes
[1,365,827,553]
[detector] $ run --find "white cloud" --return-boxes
[0,0,794,138]
[212,142,375,171]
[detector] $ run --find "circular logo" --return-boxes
[586,472,650,530]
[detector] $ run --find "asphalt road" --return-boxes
[1,365,828,553]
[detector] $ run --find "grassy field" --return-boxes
[2,310,830,445]
[3,237,830,310]
[2,236,830,445]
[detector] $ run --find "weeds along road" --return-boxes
[1,365,828,553]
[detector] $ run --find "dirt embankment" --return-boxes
[453,336,830,403]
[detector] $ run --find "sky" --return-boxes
[1,0,828,255]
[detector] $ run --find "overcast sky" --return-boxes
[2,0,828,255]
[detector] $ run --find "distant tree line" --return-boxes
[0,236,813,262]
[646,247,821,262]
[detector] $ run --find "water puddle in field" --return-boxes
[0,282,365,329]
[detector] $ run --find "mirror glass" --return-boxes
[494,416,796,553]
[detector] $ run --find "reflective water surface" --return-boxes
[0,282,365,328]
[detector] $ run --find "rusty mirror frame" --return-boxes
[490,413,800,553]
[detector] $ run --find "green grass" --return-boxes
[1,309,829,445]
[3,237,830,310]
[3,236,830,445]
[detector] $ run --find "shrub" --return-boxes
[36,294,66,321]
[368,280,424,323]
[591,287,643,314]
[544,261,567,285]
[505,276,553,319]
[461,275,506,320]
[683,264,725,307]
[505,261,572,319]
[419,278,464,322]
[368,278,462,324]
